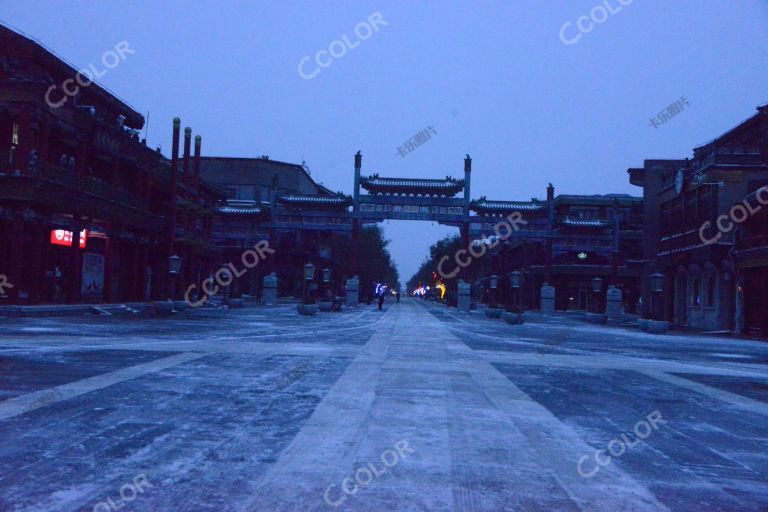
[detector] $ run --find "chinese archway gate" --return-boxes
[349,151,473,275]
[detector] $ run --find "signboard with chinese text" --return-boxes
[50,230,87,249]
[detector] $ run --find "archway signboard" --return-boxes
[348,152,474,276]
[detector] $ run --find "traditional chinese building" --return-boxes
[199,157,352,298]
[467,186,643,312]
[734,185,768,336]
[629,103,768,336]
[0,24,222,305]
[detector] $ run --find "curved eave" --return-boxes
[216,206,266,217]
[360,177,465,197]
[471,200,545,215]
[361,186,464,197]
[559,217,612,229]
[278,195,352,209]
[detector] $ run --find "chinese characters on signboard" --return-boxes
[360,204,463,215]
[50,229,87,249]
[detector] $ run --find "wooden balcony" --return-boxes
[694,146,764,172]
[0,171,164,232]
[659,230,707,253]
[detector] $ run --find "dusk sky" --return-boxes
[3,0,766,284]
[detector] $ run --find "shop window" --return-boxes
[690,276,701,306]
[705,275,716,307]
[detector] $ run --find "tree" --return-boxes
[407,234,482,300]
[324,226,400,299]
[357,226,400,298]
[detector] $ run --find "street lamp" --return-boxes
[510,271,522,322]
[489,274,498,307]
[510,271,521,289]
[649,272,665,320]
[321,267,332,301]
[649,272,664,293]
[591,277,603,313]
[167,254,181,300]
[168,254,181,274]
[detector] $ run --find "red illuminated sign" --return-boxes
[50,229,87,249]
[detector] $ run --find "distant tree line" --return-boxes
[326,225,400,299]
[407,235,482,303]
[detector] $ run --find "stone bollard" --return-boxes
[346,276,359,307]
[457,280,471,312]
[540,283,555,315]
[606,285,623,321]
[262,273,277,306]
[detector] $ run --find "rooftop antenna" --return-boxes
[144,111,150,142]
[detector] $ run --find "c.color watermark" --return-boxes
[699,185,768,244]
[0,274,14,295]
[559,0,634,45]
[45,41,134,109]
[323,439,414,507]
[184,240,274,307]
[92,473,152,512]
[577,410,666,478]
[298,13,388,80]
[437,212,528,279]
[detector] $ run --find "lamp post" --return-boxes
[168,254,181,300]
[591,277,603,313]
[510,271,522,322]
[489,274,498,308]
[649,272,665,320]
[303,262,315,304]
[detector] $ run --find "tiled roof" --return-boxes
[278,194,352,208]
[216,203,265,216]
[560,217,612,228]
[471,199,545,213]
[0,25,144,129]
[360,175,465,196]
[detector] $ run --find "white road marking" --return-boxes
[0,352,205,421]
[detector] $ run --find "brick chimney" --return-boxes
[168,117,181,256]
[182,127,192,193]
[194,135,201,190]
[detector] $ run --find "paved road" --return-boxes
[0,299,766,511]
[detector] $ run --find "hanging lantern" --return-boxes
[168,254,182,275]
[649,272,665,293]
[510,271,521,289]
